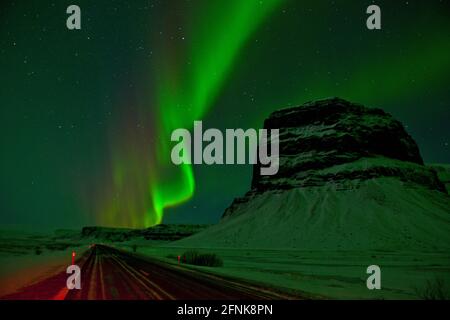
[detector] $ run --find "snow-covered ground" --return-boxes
[173,177,450,251]
[134,245,450,299]
[0,230,88,297]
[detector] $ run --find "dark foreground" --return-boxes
[1,245,300,300]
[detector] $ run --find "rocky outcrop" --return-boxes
[224,98,446,219]
[428,164,450,194]
[81,224,210,242]
[177,98,449,250]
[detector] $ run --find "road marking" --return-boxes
[111,255,175,300]
[99,252,107,299]
[139,269,150,276]
[87,249,101,300]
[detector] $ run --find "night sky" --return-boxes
[1,0,449,230]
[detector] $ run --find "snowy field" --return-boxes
[131,245,450,299]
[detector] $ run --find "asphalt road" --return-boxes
[1,245,299,300]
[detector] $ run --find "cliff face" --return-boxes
[177,98,450,250]
[224,98,446,219]
[428,164,450,194]
[81,224,209,242]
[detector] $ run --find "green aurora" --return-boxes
[98,0,283,227]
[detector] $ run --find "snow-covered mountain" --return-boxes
[178,98,450,250]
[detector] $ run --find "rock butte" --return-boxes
[176,97,450,251]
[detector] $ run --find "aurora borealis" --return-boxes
[149,0,282,226]
[1,0,449,229]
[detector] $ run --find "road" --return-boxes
[1,245,299,300]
